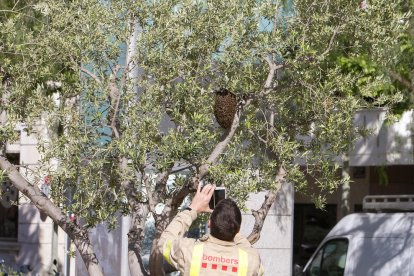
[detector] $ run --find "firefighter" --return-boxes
[159,183,265,276]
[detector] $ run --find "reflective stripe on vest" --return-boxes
[189,243,204,276]
[163,240,173,265]
[238,248,248,276]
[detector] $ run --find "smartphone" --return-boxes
[209,187,226,209]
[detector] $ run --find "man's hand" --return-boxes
[189,183,215,213]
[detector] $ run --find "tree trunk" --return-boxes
[127,203,150,276]
[340,155,351,219]
[149,241,164,276]
[118,157,151,276]
[149,206,174,275]
[128,248,147,276]
[0,156,104,276]
[70,231,104,276]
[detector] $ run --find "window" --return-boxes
[305,239,348,276]
[0,153,19,240]
[293,204,337,267]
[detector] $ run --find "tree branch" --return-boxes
[262,56,287,96]
[169,51,283,209]
[170,164,194,174]
[70,56,101,84]
[169,98,252,208]
[320,27,339,58]
[247,167,286,244]
[388,70,414,94]
[108,65,121,138]
[247,190,278,244]
[264,56,277,89]
[0,156,67,225]
[249,129,268,145]
[0,155,105,276]
[153,170,171,204]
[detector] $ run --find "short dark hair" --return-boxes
[210,199,241,241]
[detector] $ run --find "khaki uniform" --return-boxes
[159,209,265,276]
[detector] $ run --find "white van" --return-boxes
[301,195,414,276]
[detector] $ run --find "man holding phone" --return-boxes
[159,183,265,275]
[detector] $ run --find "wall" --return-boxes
[75,216,127,276]
[351,109,414,166]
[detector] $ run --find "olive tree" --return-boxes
[0,0,409,275]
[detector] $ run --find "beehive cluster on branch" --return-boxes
[213,88,237,129]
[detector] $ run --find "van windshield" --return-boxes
[305,239,348,276]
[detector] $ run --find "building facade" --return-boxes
[0,122,75,275]
[2,108,414,275]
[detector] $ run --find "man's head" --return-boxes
[209,199,241,241]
